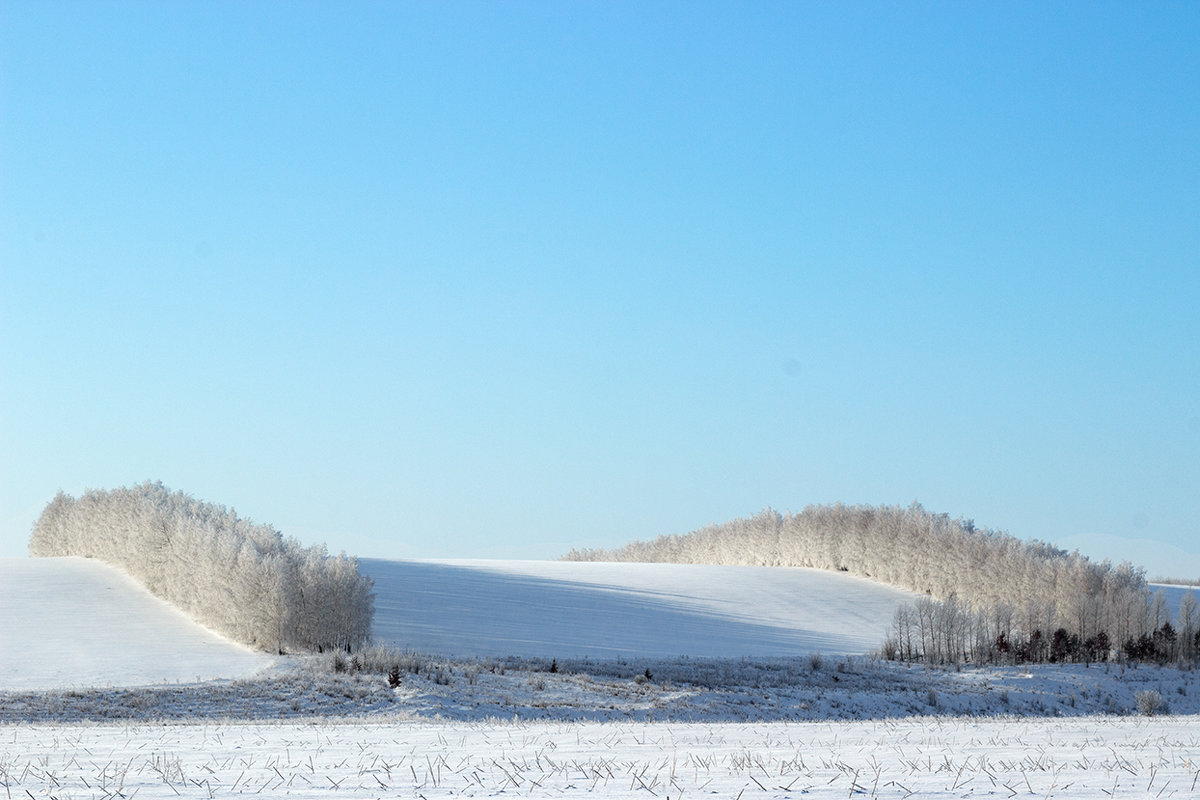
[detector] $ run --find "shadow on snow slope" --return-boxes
[361,559,915,659]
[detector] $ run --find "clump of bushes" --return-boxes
[1136,689,1167,716]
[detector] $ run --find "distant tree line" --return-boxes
[884,590,1198,668]
[565,503,1197,666]
[29,481,374,653]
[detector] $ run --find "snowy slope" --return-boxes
[1151,582,1199,621]
[0,557,275,691]
[362,558,917,658]
[1,556,916,691]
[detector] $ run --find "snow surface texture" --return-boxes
[5,717,1199,799]
[0,557,274,691]
[363,558,917,658]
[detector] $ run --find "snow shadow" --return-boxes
[361,559,888,659]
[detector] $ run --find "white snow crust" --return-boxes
[0,557,274,691]
[363,558,918,658]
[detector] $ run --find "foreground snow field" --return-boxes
[0,557,274,691]
[5,716,1198,799]
[362,558,917,658]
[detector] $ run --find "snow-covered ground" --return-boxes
[5,555,1199,734]
[362,558,917,658]
[0,557,274,691]
[6,555,1200,799]
[6,716,1199,799]
[3,556,1192,705]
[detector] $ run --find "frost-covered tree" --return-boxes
[28,481,374,653]
[1178,591,1198,664]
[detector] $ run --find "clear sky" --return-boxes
[2,2,1198,577]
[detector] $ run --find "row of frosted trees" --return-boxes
[886,590,1199,666]
[565,502,1172,665]
[29,482,373,653]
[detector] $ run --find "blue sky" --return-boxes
[2,2,1198,577]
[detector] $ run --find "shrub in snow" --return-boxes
[28,481,373,653]
[1136,689,1166,716]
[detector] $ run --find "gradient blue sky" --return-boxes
[2,2,1198,576]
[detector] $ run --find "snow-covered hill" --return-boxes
[2,556,917,690]
[0,557,275,691]
[362,558,917,658]
[1151,582,1200,621]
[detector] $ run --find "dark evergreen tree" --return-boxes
[1084,631,1110,664]
[1153,622,1177,664]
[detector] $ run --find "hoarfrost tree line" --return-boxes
[565,503,1199,667]
[28,482,373,653]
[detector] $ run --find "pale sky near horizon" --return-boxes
[2,2,1198,578]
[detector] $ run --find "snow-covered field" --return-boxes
[362,558,917,658]
[5,716,1199,799]
[0,557,274,691]
[5,556,1199,724]
[1,556,914,693]
[7,555,1185,695]
[6,555,1200,800]
[5,554,1198,724]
